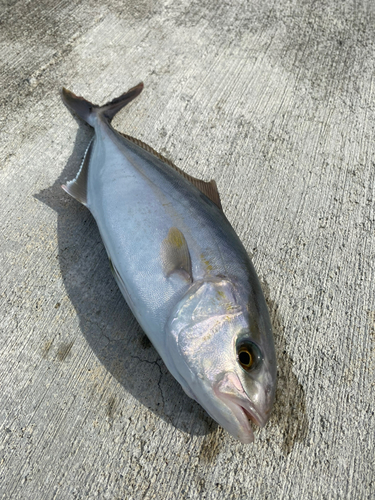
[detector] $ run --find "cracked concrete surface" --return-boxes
[0,0,374,498]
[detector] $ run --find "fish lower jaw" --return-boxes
[240,405,265,429]
[232,403,268,444]
[214,391,256,443]
[213,375,267,443]
[231,403,256,444]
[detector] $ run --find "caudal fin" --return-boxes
[61,82,144,126]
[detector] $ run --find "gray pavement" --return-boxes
[0,1,374,498]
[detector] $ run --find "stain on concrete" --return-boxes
[367,310,375,366]
[368,310,375,337]
[107,395,117,418]
[56,341,75,361]
[41,339,54,358]
[198,426,224,464]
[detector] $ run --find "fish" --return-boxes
[60,82,277,443]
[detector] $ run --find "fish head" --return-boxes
[213,326,276,443]
[166,279,276,443]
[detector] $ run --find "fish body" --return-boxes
[61,83,276,443]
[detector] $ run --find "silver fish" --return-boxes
[61,83,276,443]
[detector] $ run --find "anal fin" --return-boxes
[62,138,93,205]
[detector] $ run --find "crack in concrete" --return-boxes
[130,354,167,416]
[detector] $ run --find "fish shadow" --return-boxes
[262,283,309,454]
[36,120,216,439]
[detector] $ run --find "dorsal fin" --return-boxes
[62,138,93,205]
[119,132,222,210]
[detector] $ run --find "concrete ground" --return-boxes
[0,0,374,498]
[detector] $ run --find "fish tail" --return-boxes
[61,82,144,126]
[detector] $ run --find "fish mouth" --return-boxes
[239,404,266,428]
[224,397,267,443]
[214,372,268,443]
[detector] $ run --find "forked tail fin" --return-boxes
[60,82,144,206]
[61,82,144,126]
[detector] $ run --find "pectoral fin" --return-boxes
[161,227,192,282]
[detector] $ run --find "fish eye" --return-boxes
[238,346,253,368]
[236,340,262,371]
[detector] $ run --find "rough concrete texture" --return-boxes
[0,0,374,498]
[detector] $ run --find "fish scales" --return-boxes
[61,82,277,443]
